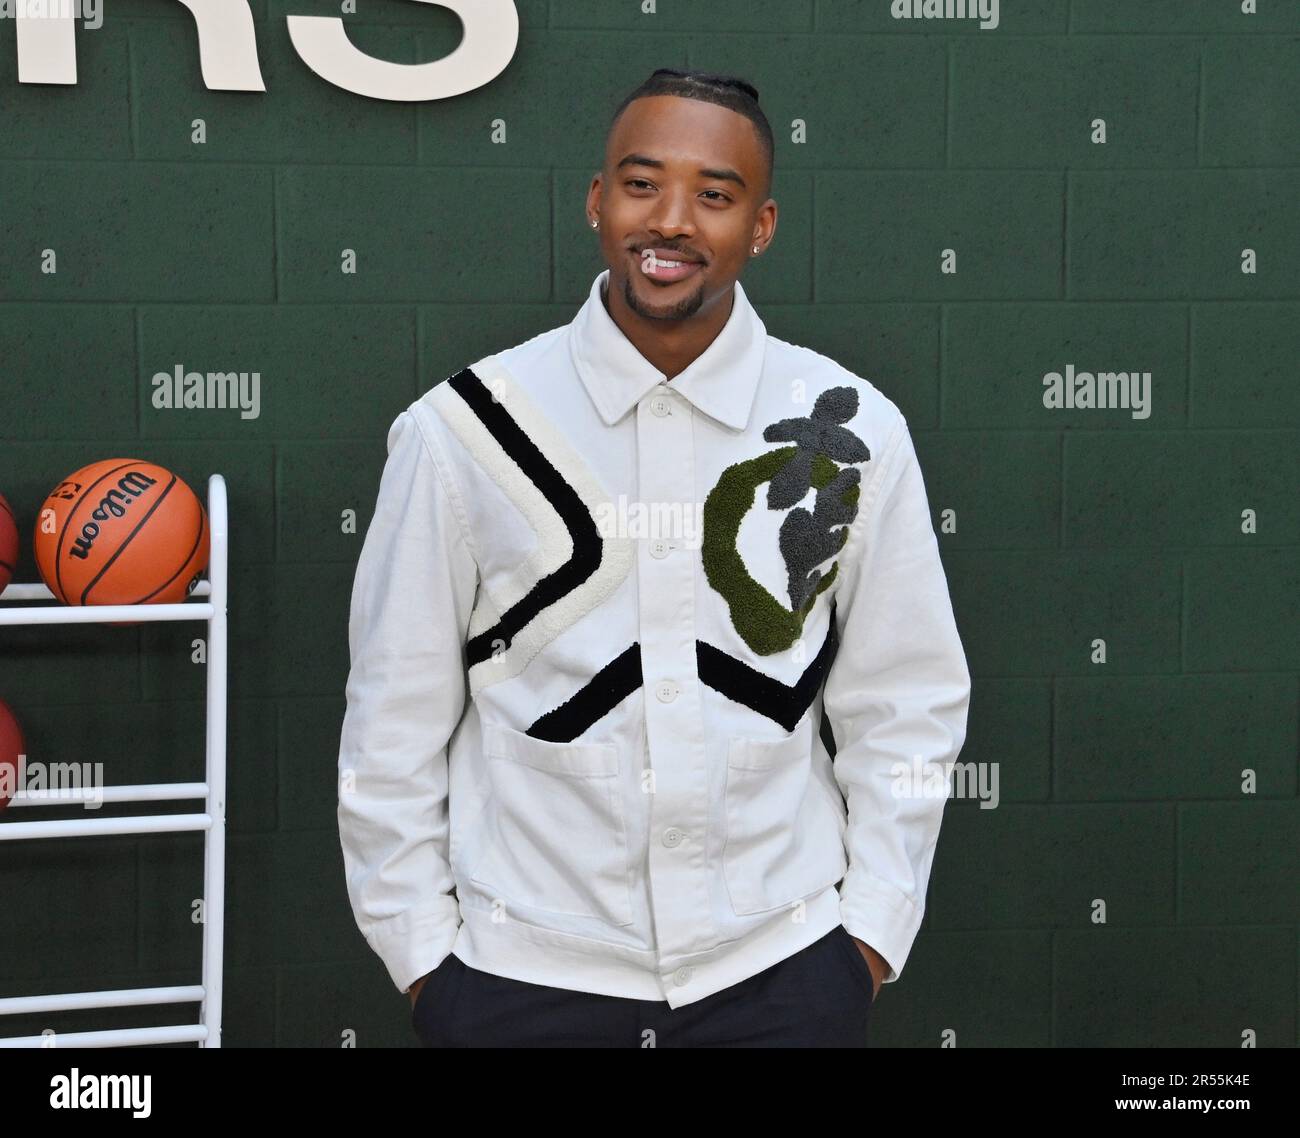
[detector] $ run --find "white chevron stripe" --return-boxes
[434,357,634,695]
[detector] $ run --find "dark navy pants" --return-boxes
[411,924,874,1048]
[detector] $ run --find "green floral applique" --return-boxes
[702,386,870,656]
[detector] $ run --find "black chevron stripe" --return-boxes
[447,367,605,669]
[696,612,840,734]
[526,643,643,742]
[520,612,840,742]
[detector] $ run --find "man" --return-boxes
[338,68,971,1048]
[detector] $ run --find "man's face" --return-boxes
[588,95,776,323]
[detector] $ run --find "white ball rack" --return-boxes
[0,473,228,1048]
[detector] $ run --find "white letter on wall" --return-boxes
[287,0,520,102]
[16,6,77,84]
[18,0,265,91]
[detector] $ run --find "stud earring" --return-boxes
[591,218,599,229]
[752,245,760,254]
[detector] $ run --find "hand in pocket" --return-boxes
[408,973,431,1009]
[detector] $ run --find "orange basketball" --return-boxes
[0,492,17,595]
[33,459,209,607]
[0,698,23,813]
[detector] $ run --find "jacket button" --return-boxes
[650,396,672,417]
[655,680,679,703]
[649,538,671,558]
[673,966,693,986]
[661,827,685,848]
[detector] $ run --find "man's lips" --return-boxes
[635,248,704,284]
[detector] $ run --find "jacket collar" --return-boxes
[569,268,767,432]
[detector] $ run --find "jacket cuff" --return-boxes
[839,868,926,986]
[362,897,464,994]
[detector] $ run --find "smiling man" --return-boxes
[338,68,972,1048]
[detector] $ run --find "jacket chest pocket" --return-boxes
[722,727,849,916]
[469,723,635,928]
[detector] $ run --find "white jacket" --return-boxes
[337,269,971,1009]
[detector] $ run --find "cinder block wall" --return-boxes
[0,0,1295,1047]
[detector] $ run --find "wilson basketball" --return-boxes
[33,459,209,607]
[0,698,23,814]
[0,492,17,595]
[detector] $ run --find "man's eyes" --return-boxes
[625,179,731,202]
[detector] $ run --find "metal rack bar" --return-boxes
[0,473,229,1048]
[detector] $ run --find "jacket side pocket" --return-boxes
[722,719,849,916]
[469,722,635,927]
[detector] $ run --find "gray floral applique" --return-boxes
[762,386,871,611]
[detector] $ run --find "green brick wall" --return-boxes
[0,0,1296,1048]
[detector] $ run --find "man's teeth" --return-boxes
[646,254,688,268]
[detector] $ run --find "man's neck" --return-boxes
[601,278,734,381]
